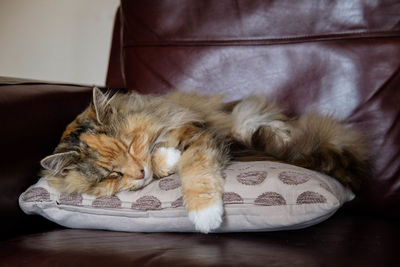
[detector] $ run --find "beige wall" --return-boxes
[0,0,120,86]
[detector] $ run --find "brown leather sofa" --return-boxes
[1,1,400,266]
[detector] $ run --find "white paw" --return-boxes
[163,147,181,168]
[188,200,223,233]
[155,147,181,169]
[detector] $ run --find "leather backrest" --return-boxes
[106,0,400,217]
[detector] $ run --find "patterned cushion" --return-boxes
[19,161,354,232]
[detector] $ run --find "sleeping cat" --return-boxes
[41,88,369,233]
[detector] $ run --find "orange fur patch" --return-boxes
[177,132,225,212]
[80,133,149,194]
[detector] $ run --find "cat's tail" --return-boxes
[229,96,370,191]
[253,111,370,191]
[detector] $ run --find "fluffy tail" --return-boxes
[255,112,369,191]
[229,97,370,191]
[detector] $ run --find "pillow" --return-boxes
[19,161,354,233]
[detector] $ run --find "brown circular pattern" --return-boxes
[159,176,181,191]
[21,187,51,202]
[279,171,312,185]
[223,192,244,204]
[132,196,162,210]
[59,193,83,206]
[237,171,267,185]
[171,196,184,208]
[296,191,327,204]
[92,196,122,208]
[254,192,286,206]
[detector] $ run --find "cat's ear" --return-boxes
[92,87,112,125]
[40,151,79,174]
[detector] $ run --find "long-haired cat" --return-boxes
[41,88,369,233]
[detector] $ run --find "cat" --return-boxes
[40,88,369,233]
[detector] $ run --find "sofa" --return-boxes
[1,0,400,266]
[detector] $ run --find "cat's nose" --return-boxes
[135,169,145,180]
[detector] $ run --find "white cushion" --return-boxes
[19,161,354,233]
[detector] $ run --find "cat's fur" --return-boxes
[41,88,369,233]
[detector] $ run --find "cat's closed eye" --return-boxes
[108,171,123,179]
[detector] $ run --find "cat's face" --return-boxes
[42,134,153,196]
[41,88,154,196]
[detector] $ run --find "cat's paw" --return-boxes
[188,200,223,233]
[152,147,181,177]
